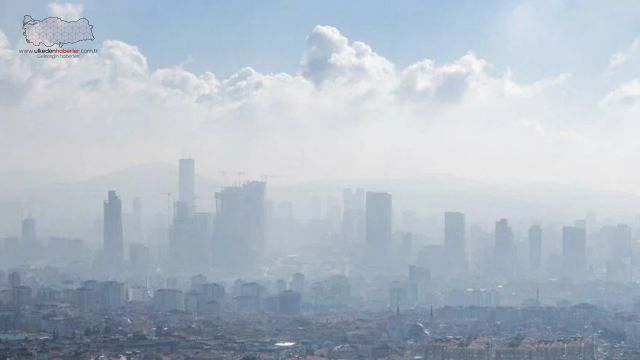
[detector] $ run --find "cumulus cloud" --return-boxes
[0,24,605,187]
[48,2,84,20]
[301,25,394,87]
[396,53,488,103]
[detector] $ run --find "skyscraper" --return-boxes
[104,190,124,265]
[606,224,632,260]
[365,191,392,269]
[528,225,542,272]
[444,212,467,275]
[341,188,365,244]
[21,217,36,244]
[169,158,215,274]
[494,218,516,277]
[130,197,143,242]
[178,158,195,211]
[562,226,587,280]
[214,181,266,272]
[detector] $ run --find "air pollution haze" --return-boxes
[1,1,640,359]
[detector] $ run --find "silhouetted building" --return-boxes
[365,191,392,270]
[494,218,516,277]
[563,226,587,280]
[154,288,185,311]
[278,290,302,315]
[103,191,124,265]
[602,224,632,260]
[99,281,125,309]
[444,212,467,276]
[21,217,36,244]
[129,197,143,242]
[214,181,266,273]
[129,242,151,273]
[342,188,365,244]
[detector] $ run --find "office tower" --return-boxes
[409,265,431,306]
[444,212,467,275]
[602,224,632,282]
[99,281,126,309]
[495,219,514,250]
[129,243,151,273]
[365,191,392,269]
[528,225,542,271]
[342,188,365,244]
[178,158,195,211]
[103,190,124,265]
[494,218,516,276]
[170,158,212,274]
[562,226,587,280]
[603,224,632,260]
[169,201,198,272]
[154,289,185,311]
[278,290,302,315]
[130,197,143,242]
[214,181,266,272]
[21,217,36,243]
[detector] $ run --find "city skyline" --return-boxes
[4,1,640,358]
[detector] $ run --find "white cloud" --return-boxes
[0,24,610,188]
[301,25,394,87]
[609,53,626,70]
[601,79,640,110]
[607,38,640,71]
[48,2,84,20]
[0,31,9,49]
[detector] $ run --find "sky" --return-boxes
[2,1,640,191]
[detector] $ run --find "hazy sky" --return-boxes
[2,1,640,191]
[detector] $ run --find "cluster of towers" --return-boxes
[102,159,266,275]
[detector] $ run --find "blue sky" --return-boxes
[1,0,637,82]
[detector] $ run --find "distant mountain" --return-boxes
[1,164,639,239]
[270,175,640,224]
[0,162,221,239]
[0,169,68,197]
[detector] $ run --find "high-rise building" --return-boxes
[365,191,392,269]
[528,225,542,271]
[495,219,514,250]
[562,226,587,280]
[21,217,36,244]
[342,188,365,244]
[214,181,266,272]
[129,243,151,273]
[130,197,143,242]
[601,224,632,260]
[494,218,516,277]
[169,159,212,274]
[179,158,195,211]
[103,190,124,265]
[99,281,125,309]
[444,212,467,275]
